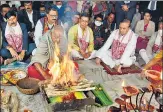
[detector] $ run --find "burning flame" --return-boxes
[143,98,147,105]
[49,43,77,86]
[121,80,126,87]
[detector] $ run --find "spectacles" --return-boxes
[49,14,58,19]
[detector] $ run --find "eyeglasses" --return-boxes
[49,14,58,19]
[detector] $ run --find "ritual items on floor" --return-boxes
[0,69,26,86]
[101,62,141,75]
[92,84,113,106]
[0,89,19,112]
[39,79,95,112]
[16,77,40,95]
[3,70,27,85]
[112,70,162,112]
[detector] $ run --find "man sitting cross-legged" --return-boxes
[68,13,96,60]
[28,25,68,80]
[1,10,36,65]
[96,20,138,73]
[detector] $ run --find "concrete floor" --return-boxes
[1,60,160,112]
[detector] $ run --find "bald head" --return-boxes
[119,20,130,35]
[51,25,64,43]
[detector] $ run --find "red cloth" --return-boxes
[144,24,148,31]
[28,62,79,80]
[136,24,149,52]
[67,1,77,11]
[28,65,48,80]
[151,64,162,72]
[136,37,149,52]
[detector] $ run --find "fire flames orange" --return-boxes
[49,43,77,86]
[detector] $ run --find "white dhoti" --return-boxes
[139,49,155,64]
[97,50,136,68]
[71,50,96,60]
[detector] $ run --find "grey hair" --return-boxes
[51,25,64,37]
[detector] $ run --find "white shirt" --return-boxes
[26,10,34,29]
[3,17,7,22]
[124,1,130,4]
[34,20,55,47]
[148,1,157,11]
[96,29,137,64]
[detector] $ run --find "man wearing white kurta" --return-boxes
[96,20,138,73]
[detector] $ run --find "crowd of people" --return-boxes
[0,1,162,80]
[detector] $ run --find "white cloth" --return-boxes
[34,20,43,47]
[148,1,157,11]
[34,20,55,47]
[111,29,134,59]
[100,50,135,68]
[3,17,7,22]
[26,11,34,29]
[96,29,137,68]
[154,30,162,47]
[124,1,130,4]
[71,49,96,60]
[141,30,163,62]
[5,22,23,52]
[77,24,90,52]
[139,49,150,64]
[5,22,22,37]
[77,1,84,13]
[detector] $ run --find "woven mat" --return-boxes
[0,61,28,71]
[101,62,142,75]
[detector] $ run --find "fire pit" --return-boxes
[38,44,96,111]
[39,80,95,112]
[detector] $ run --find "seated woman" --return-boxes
[141,50,162,78]
[1,10,36,65]
[135,11,155,56]
[90,14,104,50]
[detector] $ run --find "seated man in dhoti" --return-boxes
[139,21,163,64]
[96,20,138,73]
[28,25,68,80]
[68,13,96,60]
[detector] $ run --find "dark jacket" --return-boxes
[115,1,137,12]
[103,20,116,42]
[17,9,40,32]
[139,1,163,17]
[0,14,5,28]
[1,22,28,51]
